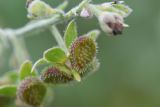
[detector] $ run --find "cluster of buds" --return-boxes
[0,0,133,107]
[41,35,98,84]
[17,35,98,104]
[80,1,132,36]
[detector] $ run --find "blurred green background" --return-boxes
[0,0,160,107]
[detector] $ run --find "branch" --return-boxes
[0,0,90,38]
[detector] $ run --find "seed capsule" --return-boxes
[41,66,73,84]
[17,77,46,107]
[69,36,97,74]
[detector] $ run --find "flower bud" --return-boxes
[80,8,93,18]
[17,77,46,106]
[98,12,128,35]
[69,36,97,74]
[41,66,73,84]
[27,0,58,19]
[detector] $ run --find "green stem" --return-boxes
[7,32,29,68]
[50,26,68,54]
[65,0,91,19]
[0,0,90,69]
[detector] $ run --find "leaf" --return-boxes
[112,3,132,15]
[55,64,71,75]
[57,0,68,10]
[44,47,67,63]
[97,2,132,18]
[72,70,81,82]
[31,58,48,73]
[111,3,132,17]
[19,60,36,80]
[64,20,78,48]
[5,71,18,83]
[0,85,17,97]
[86,29,100,40]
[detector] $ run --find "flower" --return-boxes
[80,8,93,18]
[98,12,128,35]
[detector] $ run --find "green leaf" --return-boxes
[55,64,71,75]
[0,85,17,97]
[64,20,78,48]
[112,3,132,16]
[57,1,68,10]
[97,2,132,18]
[4,71,18,83]
[72,70,81,82]
[44,47,67,63]
[19,60,36,80]
[86,29,100,40]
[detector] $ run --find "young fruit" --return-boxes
[17,77,46,107]
[69,36,97,74]
[41,66,73,84]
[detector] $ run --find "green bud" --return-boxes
[27,0,59,19]
[69,36,97,74]
[41,66,73,84]
[17,77,46,106]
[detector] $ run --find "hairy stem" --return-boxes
[9,35,29,67]
[0,0,90,38]
[0,0,90,68]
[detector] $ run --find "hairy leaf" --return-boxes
[44,47,67,63]
[19,60,36,80]
[86,29,100,40]
[0,85,17,97]
[64,20,78,48]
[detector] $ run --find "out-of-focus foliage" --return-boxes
[0,0,160,107]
